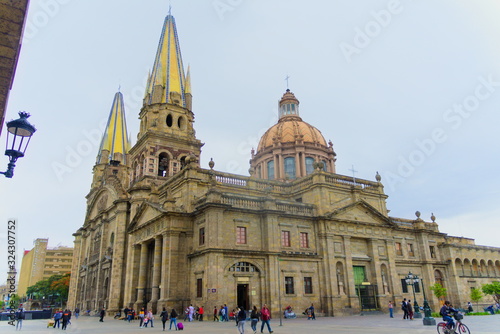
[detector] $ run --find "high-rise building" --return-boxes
[18,238,73,297]
[67,13,500,316]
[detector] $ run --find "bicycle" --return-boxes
[437,312,470,334]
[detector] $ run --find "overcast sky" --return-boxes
[2,0,500,284]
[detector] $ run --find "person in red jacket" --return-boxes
[198,306,204,321]
[260,304,273,333]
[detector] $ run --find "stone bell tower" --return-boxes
[128,14,203,185]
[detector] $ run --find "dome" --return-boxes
[257,117,327,152]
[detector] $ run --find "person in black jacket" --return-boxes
[99,308,105,322]
[169,308,178,330]
[62,309,71,330]
[237,307,246,334]
[160,307,169,331]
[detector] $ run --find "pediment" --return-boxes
[326,200,394,226]
[128,201,164,232]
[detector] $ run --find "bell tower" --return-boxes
[129,14,203,184]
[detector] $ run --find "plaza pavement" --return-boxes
[3,313,499,334]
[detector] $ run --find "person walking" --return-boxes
[169,308,178,330]
[237,307,247,334]
[61,309,71,330]
[74,307,80,319]
[467,301,473,313]
[160,307,169,331]
[99,308,105,322]
[138,307,145,327]
[260,304,273,333]
[407,300,414,320]
[250,305,259,334]
[16,306,25,330]
[188,304,195,322]
[388,301,394,318]
[224,304,229,322]
[213,306,218,321]
[54,310,63,328]
[401,298,409,320]
[309,304,316,320]
[198,305,204,321]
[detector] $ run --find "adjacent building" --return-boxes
[67,13,500,316]
[17,238,73,297]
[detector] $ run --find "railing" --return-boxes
[325,174,378,190]
[276,202,314,215]
[221,196,261,209]
[215,175,247,186]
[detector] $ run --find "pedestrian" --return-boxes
[213,306,218,321]
[188,304,195,322]
[54,310,63,328]
[388,301,394,318]
[309,303,316,320]
[139,307,145,327]
[250,305,259,334]
[62,309,71,330]
[467,301,473,313]
[401,298,408,320]
[16,306,25,330]
[123,307,129,321]
[74,307,80,319]
[220,305,225,322]
[407,300,414,320]
[183,306,189,321]
[234,308,240,326]
[224,304,229,322]
[237,306,246,334]
[198,305,204,321]
[160,307,168,331]
[169,308,178,330]
[99,308,105,322]
[260,304,273,333]
[143,309,153,328]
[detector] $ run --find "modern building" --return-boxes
[67,13,500,316]
[17,238,73,297]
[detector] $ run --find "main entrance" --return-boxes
[356,284,378,311]
[237,284,249,310]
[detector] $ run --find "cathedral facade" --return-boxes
[67,14,500,316]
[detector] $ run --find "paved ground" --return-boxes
[2,313,499,334]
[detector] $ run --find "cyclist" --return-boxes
[440,300,458,330]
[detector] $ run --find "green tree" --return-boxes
[26,273,71,307]
[470,287,483,310]
[430,283,447,304]
[482,282,500,304]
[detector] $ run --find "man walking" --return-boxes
[237,307,246,334]
[99,308,105,322]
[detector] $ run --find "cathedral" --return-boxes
[67,13,500,316]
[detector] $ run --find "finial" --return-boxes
[285,75,290,90]
[431,213,436,222]
[168,2,172,16]
[375,171,381,182]
[349,165,358,185]
[208,158,214,169]
[415,211,421,218]
[118,84,121,92]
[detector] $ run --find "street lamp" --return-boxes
[419,275,436,326]
[404,272,421,318]
[0,112,36,178]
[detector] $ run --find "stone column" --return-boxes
[135,242,148,309]
[159,233,169,303]
[150,235,162,312]
[342,236,359,310]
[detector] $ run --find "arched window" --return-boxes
[305,157,315,175]
[284,157,296,179]
[267,160,274,180]
[158,152,169,177]
[229,262,260,273]
[322,160,328,172]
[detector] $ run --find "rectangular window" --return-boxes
[236,227,247,244]
[300,232,309,248]
[395,242,403,256]
[414,281,420,293]
[401,279,408,293]
[199,227,205,245]
[408,243,415,257]
[285,276,295,294]
[304,277,313,294]
[196,278,202,298]
[281,231,291,247]
[430,246,436,258]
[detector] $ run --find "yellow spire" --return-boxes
[146,14,187,107]
[97,91,131,164]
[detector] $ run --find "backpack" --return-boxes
[18,311,25,320]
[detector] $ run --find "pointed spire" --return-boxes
[97,91,131,164]
[145,14,188,107]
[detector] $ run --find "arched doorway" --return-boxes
[228,262,261,310]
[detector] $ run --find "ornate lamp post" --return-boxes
[405,272,421,318]
[419,275,436,326]
[0,112,36,178]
